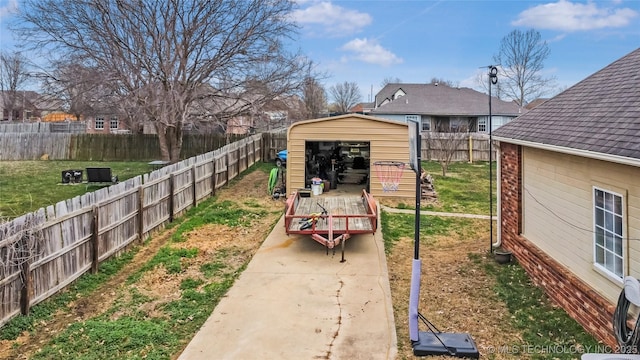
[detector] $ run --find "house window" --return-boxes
[405,115,419,123]
[593,188,624,279]
[95,117,104,130]
[110,116,118,129]
[478,119,487,133]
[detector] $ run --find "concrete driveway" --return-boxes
[177,214,397,359]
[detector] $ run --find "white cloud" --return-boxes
[291,1,372,37]
[512,0,638,31]
[340,38,403,67]
[0,0,18,19]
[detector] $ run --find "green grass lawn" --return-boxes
[0,160,153,219]
[420,160,497,215]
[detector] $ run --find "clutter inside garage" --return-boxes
[304,141,370,193]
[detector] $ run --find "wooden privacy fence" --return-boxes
[262,131,496,163]
[262,130,287,163]
[0,135,262,327]
[0,133,247,161]
[0,122,87,134]
[422,133,496,162]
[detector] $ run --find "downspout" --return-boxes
[492,141,502,248]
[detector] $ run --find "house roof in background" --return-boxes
[349,102,374,113]
[494,47,640,161]
[370,83,522,116]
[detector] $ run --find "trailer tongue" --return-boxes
[283,189,378,262]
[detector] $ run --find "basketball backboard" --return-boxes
[408,119,420,174]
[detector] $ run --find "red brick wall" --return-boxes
[499,142,618,348]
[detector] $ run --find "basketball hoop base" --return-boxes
[413,331,479,358]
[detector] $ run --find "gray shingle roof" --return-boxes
[494,47,640,160]
[370,83,522,116]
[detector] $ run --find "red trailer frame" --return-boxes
[284,189,378,261]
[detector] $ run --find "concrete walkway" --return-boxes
[380,205,497,220]
[177,215,397,360]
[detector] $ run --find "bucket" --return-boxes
[312,177,322,185]
[311,184,323,196]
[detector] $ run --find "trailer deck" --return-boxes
[284,190,378,260]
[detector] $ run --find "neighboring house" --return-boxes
[0,90,40,121]
[524,97,548,110]
[370,83,523,133]
[86,114,131,134]
[223,94,305,135]
[349,102,375,115]
[493,47,640,347]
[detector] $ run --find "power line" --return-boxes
[523,186,640,241]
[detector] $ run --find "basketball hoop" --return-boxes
[373,161,406,192]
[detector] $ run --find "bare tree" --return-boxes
[0,51,30,121]
[39,61,101,120]
[493,29,556,106]
[17,0,310,162]
[474,69,507,99]
[428,77,459,88]
[329,81,362,114]
[380,77,402,88]
[428,127,468,177]
[301,76,326,120]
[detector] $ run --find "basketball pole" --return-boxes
[406,122,479,359]
[408,120,421,342]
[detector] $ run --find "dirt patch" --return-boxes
[388,224,525,359]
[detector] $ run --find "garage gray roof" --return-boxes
[371,83,522,116]
[494,47,640,160]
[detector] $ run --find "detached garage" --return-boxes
[285,113,416,200]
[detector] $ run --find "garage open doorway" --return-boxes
[304,140,370,193]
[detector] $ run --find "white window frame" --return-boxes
[593,187,625,281]
[478,118,487,133]
[405,115,419,123]
[110,116,118,129]
[95,117,104,130]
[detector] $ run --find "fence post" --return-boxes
[226,151,231,186]
[211,158,217,196]
[468,135,473,163]
[191,164,197,207]
[169,173,175,222]
[262,133,269,161]
[246,142,250,169]
[20,260,32,316]
[91,205,99,274]
[138,186,145,244]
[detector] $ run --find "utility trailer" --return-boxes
[284,189,378,261]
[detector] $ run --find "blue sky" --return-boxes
[1,0,639,102]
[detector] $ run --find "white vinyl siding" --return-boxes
[520,147,640,303]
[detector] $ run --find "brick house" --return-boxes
[85,114,131,134]
[493,47,640,347]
